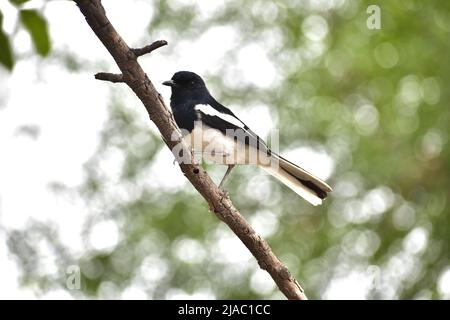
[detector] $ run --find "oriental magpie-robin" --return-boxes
[163,71,332,205]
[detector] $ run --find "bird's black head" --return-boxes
[163,71,209,106]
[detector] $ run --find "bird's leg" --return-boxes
[218,165,235,197]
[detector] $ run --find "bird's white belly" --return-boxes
[184,124,269,165]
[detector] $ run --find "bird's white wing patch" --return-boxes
[195,104,244,128]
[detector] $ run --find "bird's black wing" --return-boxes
[194,100,271,155]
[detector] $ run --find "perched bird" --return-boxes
[163,71,332,205]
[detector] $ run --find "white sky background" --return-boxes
[0,0,442,300]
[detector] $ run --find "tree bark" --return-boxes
[73,0,307,300]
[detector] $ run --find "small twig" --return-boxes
[95,72,124,83]
[132,40,168,57]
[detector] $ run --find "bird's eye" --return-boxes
[190,80,195,85]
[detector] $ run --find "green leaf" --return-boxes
[8,0,32,6]
[0,11,14,70]
[19,9,51,57]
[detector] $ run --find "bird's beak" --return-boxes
[162,80,176,87]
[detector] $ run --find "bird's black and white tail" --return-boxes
[260,156,332,206]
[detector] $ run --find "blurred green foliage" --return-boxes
[5,0,450,299]
[0,11,14,70]
[19,9,51,56]
[10,0,33,5]
[0,0,50,70]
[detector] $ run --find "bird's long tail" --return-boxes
[259,156,332,206]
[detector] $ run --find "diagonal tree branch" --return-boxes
[73,0,307,300]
